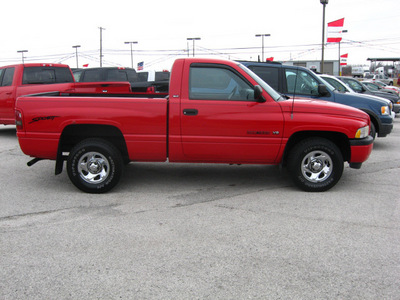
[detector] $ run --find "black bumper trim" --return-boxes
[349,136,374,146]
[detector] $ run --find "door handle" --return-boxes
[183,109,198,116]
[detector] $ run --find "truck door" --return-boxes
[0,67,16,124]
[179,63,284,164]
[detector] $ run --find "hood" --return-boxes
[333,90,391,106]
[279,98,369,121]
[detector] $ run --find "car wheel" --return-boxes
[67,138,123,193]
[370,122,376,140]
[287,138,344,192]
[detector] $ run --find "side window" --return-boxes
[248,66,279,91]
[285,69,319,96]
[83,69,103,82]
[137,72,148,82]
[189,66,255,101]
[1,68,15,86]
[126,70,138,82]
[54,68,74,83]
[107,70,128,81]
[72,70,83,82]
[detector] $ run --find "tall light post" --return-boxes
[255,34,271,62]
[187,37,201,57]
[320,0,329,73]
[99,27,106,67]
[72,45,81,68]
[17,50,28,64]
[338,30,347,75]
[124,41,138,68]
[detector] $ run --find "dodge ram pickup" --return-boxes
[15,58,373,193]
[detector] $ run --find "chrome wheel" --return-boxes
[301,150,332,183]
[77,152,110,184]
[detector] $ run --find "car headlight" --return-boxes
[355,125,369,139]
[381,106,390,115]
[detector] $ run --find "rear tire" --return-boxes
[67,138,123,193]
[287,138,343,192]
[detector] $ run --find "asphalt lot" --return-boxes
[1,119,399,299]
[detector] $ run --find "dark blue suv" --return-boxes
[241,61,393,138]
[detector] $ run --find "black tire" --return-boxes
[287,138,343,192]
[67,138,123,193]
[370,122,376,140]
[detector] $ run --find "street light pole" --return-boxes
[17,50,28,64]
[124,41,138,68]
[255,34,271,62]
[320,0,329,74]
[99,27,106,67]
[72,45,81,68]
[187,37,201,57]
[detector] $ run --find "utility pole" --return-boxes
[17,50,28,64]
[99,27,105,67]
[72,45,81,68]
[124,41,138,68]
[187,37,201,57]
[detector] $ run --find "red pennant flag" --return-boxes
[82,64,89,67]
[266,57,274,61]
[327,18,345,43]
[340,53,348,66]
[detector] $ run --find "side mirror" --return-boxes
[254,85,265,102]
[318,84,329,97]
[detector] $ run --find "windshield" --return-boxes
[321,76,347,92]
[238,63,282,101]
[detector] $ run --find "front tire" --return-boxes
[67,139,123,193]
[287,138,343,192]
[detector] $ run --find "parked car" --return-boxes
[363,81,399,95]
[364,73,393,85]
[336,76,400,113]
[321,75,397,116]
[365,80,400,95]
[240,61,393,139]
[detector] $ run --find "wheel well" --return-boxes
[282,131,350,165]
[58,124,129,162]
[360,110,379,134]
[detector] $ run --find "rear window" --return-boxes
[155,71,170,81]
[22,67,74,84]
[137,72,148,82]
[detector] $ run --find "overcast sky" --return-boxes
[1,0,400,70]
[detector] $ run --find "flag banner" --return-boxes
[266,57,274,61]
[82,64,89,67]
[327,18,345,43]
[340,53,348,66]
[137,61,144,70]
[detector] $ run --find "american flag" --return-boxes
[137,61,144,70]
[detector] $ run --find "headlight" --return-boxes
[381,106,390,115]
[355,125,369,139]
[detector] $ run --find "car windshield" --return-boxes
[321,76,347,92]
[238,63,282,101]
[317,76,336,92]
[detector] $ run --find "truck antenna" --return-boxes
[291,69,299,120]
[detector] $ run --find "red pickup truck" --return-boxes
[15,58,373,193]
[0,63,154,125]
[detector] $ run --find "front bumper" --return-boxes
[378,123,393,137]
[349,136,374,168]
